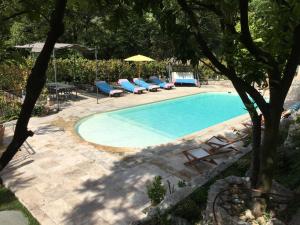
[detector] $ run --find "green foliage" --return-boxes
[32,105,48,117]
[198,60,225,80]
[276,137,300,189]
[0,97,21,123]
[50,57,169,83]
[190,187,208,206]
[177,180,187,188]
[147,176,166,205]
[174,198,202,223]
[0,59,28,90]
[147,210,172,225]
[295,115,300,124]
[0,89,48,123]
[171,154,251,224]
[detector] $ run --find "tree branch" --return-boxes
[177,0,269,116]
[199,58,221,75]
[239,0,280,81]
[0,0,67,171]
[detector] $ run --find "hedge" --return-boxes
[0,57,221,91]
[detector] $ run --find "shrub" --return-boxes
[0,97,21,122]
[199,59,227,80]
[45,58,169,84]
[177,180,187,188]
[0,60,28,91]
[174,198,202,223]
[147,176,166,205]
[2,57,196,90]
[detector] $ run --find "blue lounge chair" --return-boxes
[133,78,160,91]
[149,76,174,89]
[95,81,123,97]
[118,79,146,94]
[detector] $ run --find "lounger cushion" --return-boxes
[109,90,123,95]
[189,148,210,158]
[149,76,174,89]
[207,136,228,147]
[118,79,145,93]
[133,78,159,90]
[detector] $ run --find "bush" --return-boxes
[0,60,29,91]
[44,58,170,84]
[199,59,227,80]
[0,97,21,123]
[147,176,166,205]
[0,88,49,123]
[32,105,49,117]
[174,198,202,223]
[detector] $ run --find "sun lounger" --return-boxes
[95,81,123,97]
[205,134,247,151]
[149,76,174,89]
[183,145,237,167]
[118,79,146,94]
[133,78,160,91]
[282,102,300,118]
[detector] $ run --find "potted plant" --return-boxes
[0,123,5,145]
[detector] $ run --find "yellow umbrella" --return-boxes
[124,54,155,78]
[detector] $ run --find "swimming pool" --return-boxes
[75,92,247,148]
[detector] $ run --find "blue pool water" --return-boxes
[76,92,247,148]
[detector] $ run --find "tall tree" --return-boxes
[0,0,67,170]
[137,0,300,209]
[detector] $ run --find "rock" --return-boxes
[256,216,266,225]
[266,218,286,225]
[284,122,300,150]
[0,210,28,225]
[205,176,252,225]
[244,209,255,220]
[251,221,259,225]
[205,176,291,225]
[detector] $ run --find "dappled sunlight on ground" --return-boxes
[0,85,253,225]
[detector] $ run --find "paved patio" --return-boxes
[1,83,254,225]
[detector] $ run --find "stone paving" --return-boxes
[1,83,254,225]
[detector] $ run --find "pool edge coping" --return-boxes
[71,91,250,153]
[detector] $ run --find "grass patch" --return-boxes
[0,186,40,225]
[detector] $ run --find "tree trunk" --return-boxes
[250,113,262,188]
[258,113,281,193]
[0,0,67,171]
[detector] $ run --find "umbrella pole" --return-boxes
[95,47,99,104]
[138,62,141,79]
[72,52,75,83]
[53,49,59,111]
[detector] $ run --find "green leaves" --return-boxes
[146,176,166,205]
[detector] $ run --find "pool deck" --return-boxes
[0,81,285,225]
